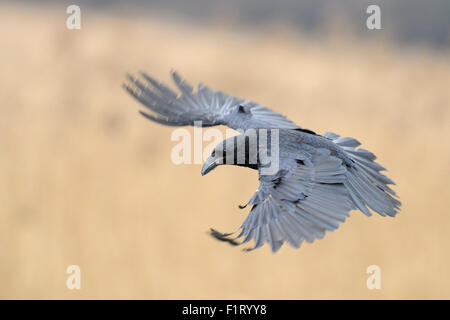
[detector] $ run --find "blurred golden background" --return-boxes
[0,2,449,299]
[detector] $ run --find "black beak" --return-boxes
[201,157,218,176]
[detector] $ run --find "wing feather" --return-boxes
[124,71,299,130]
[216,147,353,252]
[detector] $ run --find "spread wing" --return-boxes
[123,71,299,130]
[212,148,354,252]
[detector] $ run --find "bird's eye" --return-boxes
[211,150,216,157]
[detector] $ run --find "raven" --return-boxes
[123,71,401,252]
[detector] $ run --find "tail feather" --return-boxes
[324,132,401,217]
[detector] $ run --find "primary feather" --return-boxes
[123,70,299,130]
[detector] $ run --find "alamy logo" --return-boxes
[170,122,280,175]
[66,5,81,30]
[366,265,381,290]
[66,265,81,290]
[366,5,381,30]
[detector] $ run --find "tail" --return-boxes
[324,132,401,217]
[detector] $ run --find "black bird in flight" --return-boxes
[123,71,400,252]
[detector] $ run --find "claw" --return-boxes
[209,228,240,246]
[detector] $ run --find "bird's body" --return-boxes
[124,71,401,252]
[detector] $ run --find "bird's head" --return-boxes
[201,133,259,176]
[201,138,229,176]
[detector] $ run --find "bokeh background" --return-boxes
[0,1,449,299]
